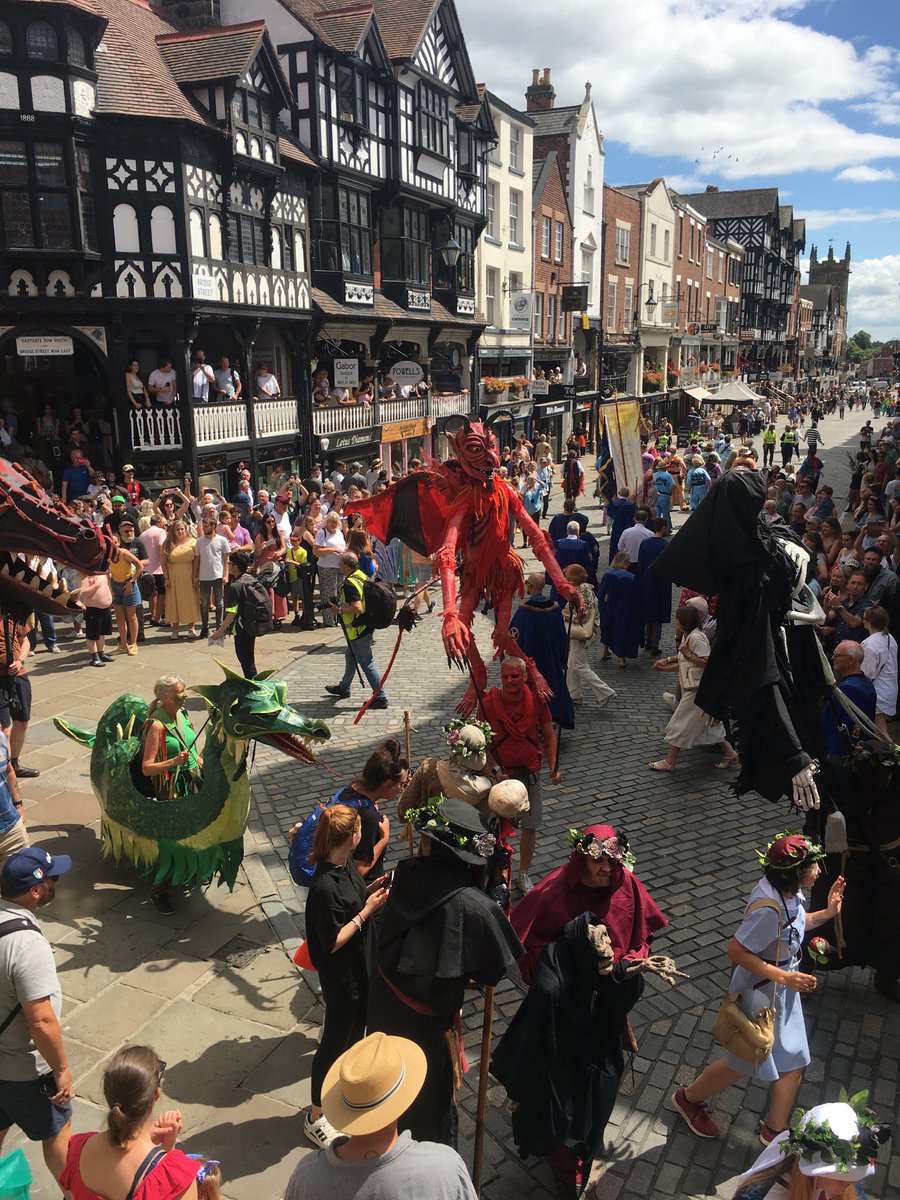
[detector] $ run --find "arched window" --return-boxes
[150,205,176,254]
[26,22,58,61]
[270,227,282,270]
[189,208,206,258]
[209,213,223,259]
[0,22,13,55]
[113,203,139,253]
[67,30,88,68]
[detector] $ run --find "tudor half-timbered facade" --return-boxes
[681,187,804,377]
[0,0,316,492]
[221,0,492,467]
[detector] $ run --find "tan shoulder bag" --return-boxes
[711,898,783,1068]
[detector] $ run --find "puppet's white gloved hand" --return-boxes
[792,763,820,811]
[624,955,688,987]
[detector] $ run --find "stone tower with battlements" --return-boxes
[808,241,851,308]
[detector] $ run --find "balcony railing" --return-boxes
[379,398,428,424]
[194,403,249,448]
[312,404,374,435]
[311,393,474,437]
[430,392,472,419]
[254,398,300,440]
[130,408,183,451]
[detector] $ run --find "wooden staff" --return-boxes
[403,709,414,855]
[472,984,495,1194]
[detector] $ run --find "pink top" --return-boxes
[59,1134,198,1200]
[141,525,167,575]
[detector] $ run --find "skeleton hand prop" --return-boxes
[624,955,688,987]
[791,763,820,811]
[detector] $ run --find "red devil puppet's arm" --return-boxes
[508,490,584,611]
[434,504,470,664]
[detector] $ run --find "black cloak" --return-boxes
[368,852,522,1146]
[491,912,643,1163]
[651,468,829,801]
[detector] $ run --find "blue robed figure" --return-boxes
[510,575,574,728]
[596,558,643,664]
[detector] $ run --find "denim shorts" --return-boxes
[111,580,141,608]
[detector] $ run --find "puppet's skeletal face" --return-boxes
[587,921,615,975]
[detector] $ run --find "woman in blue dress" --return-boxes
[596,551,643,668]
[671,833,845,1144]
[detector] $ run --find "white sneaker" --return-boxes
[517,871,534,894]
[304,1109,340,1149]
[662,691,676,710]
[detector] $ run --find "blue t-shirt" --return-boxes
[0,732,20,835]
[653,471,674,496]
[62,463,91,498]
[821,674,877,757]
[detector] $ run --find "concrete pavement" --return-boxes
[12,404,898,1198]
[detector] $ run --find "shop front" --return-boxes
[572,390,598,454]
[479,399,532,451]
[316,425,383,474]
[531,385,574,461]
[381,416,432,476]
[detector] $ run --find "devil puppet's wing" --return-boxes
[346,469,459,556]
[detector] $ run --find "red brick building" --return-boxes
[601,183,642,394]
[532,151,573,370]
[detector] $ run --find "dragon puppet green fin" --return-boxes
[251,669,278,681]
[52,717,96,749]
[213,658,246,681]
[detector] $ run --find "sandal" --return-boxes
[618,659,627,669]
[648,759,676,772]
[715,752,739,769]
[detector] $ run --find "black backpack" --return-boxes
[355,576,397,633]
[234,575,273,637]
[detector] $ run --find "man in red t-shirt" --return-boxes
[479,657,560,895]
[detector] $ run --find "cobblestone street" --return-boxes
[251,407,897,1199]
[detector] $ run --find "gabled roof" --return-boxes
[278,129,318,168]
[528,105,579,138]
[778,203,793,230]
[680,187,779,220]
[157,20,292,106]
[22,0,106,17]
[793,218,806,246]
[617,178,667,200]
[93,0,212,126]
[370,0,438,59]
[799,283,835,309]
[315,3,376,52]
[532,152,569,217]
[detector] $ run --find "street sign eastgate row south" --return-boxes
[16,335,74,356]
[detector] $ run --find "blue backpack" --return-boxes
[288,788,375,887]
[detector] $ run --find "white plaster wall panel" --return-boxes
[0,74,18,109]
[150,206,176,254]
[72,79,95,117]
[113,204,140,253]
[31,75,66,112]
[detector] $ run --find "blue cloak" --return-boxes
[510,596,575,729]
[596,569,642,660]
[637,536,672,626]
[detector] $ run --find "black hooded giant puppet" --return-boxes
[650,466,830,804]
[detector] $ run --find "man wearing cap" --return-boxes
[284,1032,477,1199]
[365,458,383,492]
[368,797,522,1147]
[101,493,139,538]
[0,847,73,1180]
[120,465,145,507]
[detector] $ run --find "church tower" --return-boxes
[808,240,851,308]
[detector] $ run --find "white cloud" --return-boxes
[847,254,900,341]
[460,0,900,178]
[835,166,898,183]
[803,208,900,230]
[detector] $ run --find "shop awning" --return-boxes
[683,386,714,402]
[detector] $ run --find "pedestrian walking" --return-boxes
[561,565,616,711]
[671,833,844,1144]
[0,847,74,1181]
[324,552,388,709]
[209,550,273,679]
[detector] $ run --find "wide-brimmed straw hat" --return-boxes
[321,1033,426,1134]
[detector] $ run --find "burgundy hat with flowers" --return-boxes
[756,830,825,871]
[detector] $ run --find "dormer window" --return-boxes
[67,30,88,68]
[418,83,448,159]
[336,64,366,129]
[27,22,59,61]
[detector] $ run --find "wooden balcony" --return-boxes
[194,403,249,448]
[129,408,183,451]
[254,397,301,440]
[430,392,473,419]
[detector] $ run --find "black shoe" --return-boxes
[325,685,350,698]
[292,614,302,626]
[99,652,115,663]
[300,622,320,631]
[90,655,104,668]
[11,760,39,779]
[370,697,389,709]
[150,891,175,916]
[199,627,209,639]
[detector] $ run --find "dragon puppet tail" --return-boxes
[101,815,243,891]
[53,717,96,749]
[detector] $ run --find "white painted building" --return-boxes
[476,92,534,382]
[618,179,676,391]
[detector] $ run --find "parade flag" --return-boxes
[599,400,643,499]
[596,420,617,504]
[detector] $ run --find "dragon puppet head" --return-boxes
[192,663,331,765]
[0,460,112,616]
[447,418,500,485]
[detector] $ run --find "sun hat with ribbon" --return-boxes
[321,1033,427,1135]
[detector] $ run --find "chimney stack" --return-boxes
[526,66,556,112]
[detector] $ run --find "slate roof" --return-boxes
[315,4,374,52]
[680,188,779,220]
[532,153,559,207]
[25,0,106,17]
[93,0,211,126]
[313,289,485,326]
[799,283,834,309]
[156,21,267,84]
[528,106,579,138]
[778,203,793,230]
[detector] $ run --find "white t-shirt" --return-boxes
[194,533,231,581]
[214,367,240,400]
[861,631,899,716]
[147,368,177,406]
[191,363,215,401]
[314,528,345,571]
[256,373,280,397]
[0,899,60,1080]
[618,524,653,563]
[274,509,292,539]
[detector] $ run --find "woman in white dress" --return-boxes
[562,564,616,711]
[648,605,737,771]
[860,606,898,736]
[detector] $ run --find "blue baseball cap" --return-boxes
[1,847,72,894]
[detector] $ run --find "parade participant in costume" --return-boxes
[731,1093,890,1200]
[367,797,522,1148]
[672,833,844,1145]
[562,564,616,711]
[398,720,494,819]
[652,466,829,808]
[637,518,671,657]
[606,488,636,563]
[492,825,674,1196]
[510,573,574,729]
[479,657,560,894]
[597,552,643,669]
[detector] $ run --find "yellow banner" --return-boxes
[381,418,431,443]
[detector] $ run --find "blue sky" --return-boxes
[457,0,900,342]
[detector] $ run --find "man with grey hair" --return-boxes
[325,552,388,709]
[820,640,877,758]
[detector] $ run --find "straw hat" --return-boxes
[321,1033,426,1135]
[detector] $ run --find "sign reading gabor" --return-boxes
[390,360,424,386]
[334,358,360,388]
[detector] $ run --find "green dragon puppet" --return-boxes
[54,664,330,889]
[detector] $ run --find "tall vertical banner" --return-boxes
[599,400,643,499]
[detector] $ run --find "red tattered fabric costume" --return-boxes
[512,823,668,982]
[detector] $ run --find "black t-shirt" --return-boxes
[305,859,372,996]
[302,476,324,496]
[335,786,384,877]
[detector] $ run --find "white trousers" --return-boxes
[566,641,616,705]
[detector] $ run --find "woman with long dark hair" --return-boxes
[253,512,288,627]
